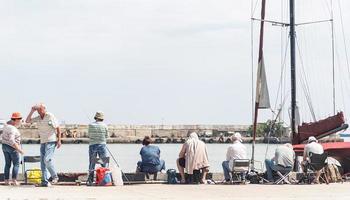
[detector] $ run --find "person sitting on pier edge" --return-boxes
[302,136,324,184]
[1,112,25,186]
[87,111,109,186]
[222,132,247,182]
[26,103,61,187]
[265,143,295,182]
[176,132,210,184]
[136,136,166,174]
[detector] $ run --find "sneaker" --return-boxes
[86,181,94,186]
[40,182,52,187]
[51,177,59,184]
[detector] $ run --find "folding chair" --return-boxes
[22,156,41,184]
[300,152,329,184]
[231,159,250,184]
[273,167,292,184]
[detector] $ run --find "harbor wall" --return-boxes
[17,124,252,143]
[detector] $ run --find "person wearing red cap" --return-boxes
[1,112,24,186]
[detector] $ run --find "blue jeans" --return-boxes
[222,161,231,181]
[2,144,20,180]
[222,160,246,181]
[40,142,58,185]
[265,159,292,182]
[137,160,166,173]
[88,144,108,183]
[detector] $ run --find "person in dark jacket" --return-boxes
[136,136,165,173]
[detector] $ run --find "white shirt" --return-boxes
[1,124,21,146]
[32,112,58,144]
[304,142,324,158]
[226,141,247,170]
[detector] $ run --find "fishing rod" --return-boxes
[105,146,130,182]
[82,110,130,182]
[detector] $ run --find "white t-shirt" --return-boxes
[226,141,247,170]
[1,124,21,146]
[32,112,58,144]
[304,142,324,158]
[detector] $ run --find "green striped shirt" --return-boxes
[88,121,108,145]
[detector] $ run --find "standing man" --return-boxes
[26,103,61,187]
[222,132,247,182]
[87,111,109,186]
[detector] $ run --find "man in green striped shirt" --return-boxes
[87,111,109,186]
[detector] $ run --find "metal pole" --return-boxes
[289,0,297,136]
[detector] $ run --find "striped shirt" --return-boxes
[88,121,108,145]
[1,124,21,147]
[32,112,59,144]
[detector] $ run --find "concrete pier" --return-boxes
[1,183,350,200]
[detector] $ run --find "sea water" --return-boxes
[0,143,279,173]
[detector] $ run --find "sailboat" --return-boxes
[251,0,350,174]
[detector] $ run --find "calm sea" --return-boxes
[0,143,279,173]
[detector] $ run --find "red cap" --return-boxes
[11,112,22,120]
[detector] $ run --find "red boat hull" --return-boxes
[293,142,350,173]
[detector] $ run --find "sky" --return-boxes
[0,0,349,125]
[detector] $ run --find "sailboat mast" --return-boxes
[251,0,266,168]
[289,0,297,136]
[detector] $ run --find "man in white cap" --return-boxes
[302,136,324,183]
[265,143,295,182]
[26,103,61,187]
[221,132,247,182]
[87,111,109,186]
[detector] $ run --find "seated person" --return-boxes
[265,143,295,182]
[222,132,247,182]
[137,136,165,174]
[176,132,210,184]
[302,136,324,183]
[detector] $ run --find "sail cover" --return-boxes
[255,57,270,109]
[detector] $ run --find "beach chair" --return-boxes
[231,159,250,184]
[22,156,41,184]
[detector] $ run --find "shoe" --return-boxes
[86,181,94,186]
[12,180,20,186]
[40,182,52,187]
[51,177,59,184]
[4,180,10,186]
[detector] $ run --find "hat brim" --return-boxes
[11,117,22,120]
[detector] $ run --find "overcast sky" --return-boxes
[0,0,349,125]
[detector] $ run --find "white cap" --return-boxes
[232,132,242,142]
[308,136,317,143]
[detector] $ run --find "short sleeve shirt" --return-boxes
[32,112,58,143]
[1,124,21,146]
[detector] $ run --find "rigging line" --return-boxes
[251,0,260,18]
[295,37,317,121]
[336,0,350,80]
[274,38,290,112]
[330,0,336,114]
[251,0,255,124]
[264,96,287,160]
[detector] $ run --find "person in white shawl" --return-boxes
[176,132,210,184]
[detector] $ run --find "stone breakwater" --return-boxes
[16,124,252,144]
